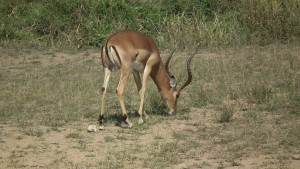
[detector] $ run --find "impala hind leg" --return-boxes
[116,71,133,128]
[99,67,111,130]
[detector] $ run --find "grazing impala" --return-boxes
[99,30,194,129]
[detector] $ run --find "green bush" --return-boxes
[0,0,299,48]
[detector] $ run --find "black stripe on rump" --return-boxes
[105,45,115,66]
[111,45,122,67]
[100,46,105,66]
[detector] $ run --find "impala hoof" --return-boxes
[99,125,104,130]
[122,121,133,128]
[138,118,144,124]
[144,114,149,119]
[168,111,174,115]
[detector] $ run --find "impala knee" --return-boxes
[116,89,120,94]
[116,89,125,98]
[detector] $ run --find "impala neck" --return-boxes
[150,61,172,96]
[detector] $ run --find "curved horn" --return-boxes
[178,52,196,92]
[165,49,176,77]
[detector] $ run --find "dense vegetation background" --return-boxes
[0,0,300,49]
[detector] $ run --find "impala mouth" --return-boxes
[168,111,175,115]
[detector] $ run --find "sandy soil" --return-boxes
[0,47,299,169]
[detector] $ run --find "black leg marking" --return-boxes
[98,114,105,125]
[122,114,128,123]
[101,87,105,93]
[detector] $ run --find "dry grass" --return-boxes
[0,44,299,168]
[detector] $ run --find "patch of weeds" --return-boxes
[104,136,115,142]
[191,86,215,107]
[228,159,241,167]
[76,163,89,169]
[66,132,82,139]
[277,154,289,160]
[48,157,65,169]
[154,135,164,140]
[289,94,300,115]
[115,133,128,140]
[78,139,87,150]
[172,132,187,140]
[71,139,87,150]
[85,154,95,157]
[98,151,135,169]
[30,60,42,65]
[175,113,190,120]
[23,128,44,137]
[144,142,181,168]
[41,113,67,128]
[281,124,300,147]
[227,144,247,154]
[217,162,225,169]
[145,140,200,168]
[25,144,37,149]
[199,161,211,168]
[16,136,23,140]
[217,134,237,145]
[10,150,28,158]
[247,82,273,104]
[243,110,258,120]
[218,104,234,123]
[50,127,60,132]
[9,150,28,168]
[84,111,97,119]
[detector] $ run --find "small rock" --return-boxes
[292,154,300,160]
[87,125,98,132]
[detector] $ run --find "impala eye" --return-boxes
[176,94,180,98]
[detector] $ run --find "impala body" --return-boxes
[99,30,194,129]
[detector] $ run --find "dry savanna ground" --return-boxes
[0,44,299,169]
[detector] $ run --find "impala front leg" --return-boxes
[133,70,149,120]
[138,65,151,124]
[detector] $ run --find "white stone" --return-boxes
[87,125,98,132]
[292,154,300,160]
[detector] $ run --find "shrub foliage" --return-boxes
[0,0,299,48]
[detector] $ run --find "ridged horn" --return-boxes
[178,52,196,92]
[165,49,176,77]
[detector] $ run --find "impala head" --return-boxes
[165,50,195,114]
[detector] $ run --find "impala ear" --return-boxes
[169,76,177,90]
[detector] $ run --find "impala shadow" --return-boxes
[103,110,170,128]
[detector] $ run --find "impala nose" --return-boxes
[168,110,175,115]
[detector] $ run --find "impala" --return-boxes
[99,30,195,129]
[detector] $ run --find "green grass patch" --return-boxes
[0,0,299,48]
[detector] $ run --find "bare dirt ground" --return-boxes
[0,47,299,169]
[1,108,300,169]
